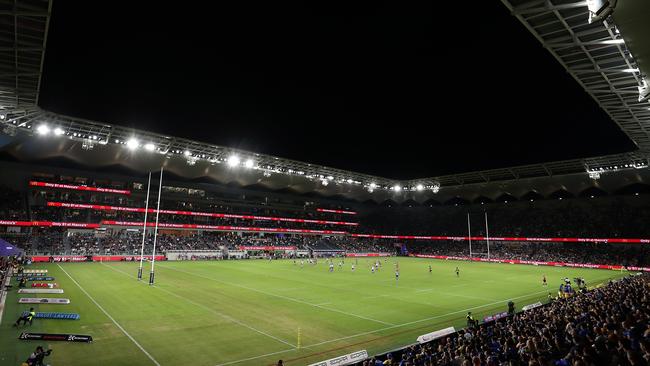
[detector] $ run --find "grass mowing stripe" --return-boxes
[210,288,552,366]
[57,264,162,366]
[102,263,299,349]
[159,263,395,326]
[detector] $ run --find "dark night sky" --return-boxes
[38,1,636,180]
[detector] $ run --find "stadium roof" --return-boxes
[0,0,649,202]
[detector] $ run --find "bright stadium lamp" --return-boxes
[144,143,156,151]
[227,155,240,167]
[126,138,139,150]
[393,184,401,192]
[416,184,424,191]
[53,127,65,136]
[183,150,191,156]
[244,159,254,168]
[321,179,329,186]
[36,124,50,135]
[432,183,441,193]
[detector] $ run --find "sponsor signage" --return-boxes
[316,208,357,215]
[19,332,92,343]
[238,246,297,251]
[353,234,650,244]
[522,302,543,311]
[18,289,64,294]
[345,253,392,257]
[47,202,359,226]
[416,327,456,344]
[0,221,100,228]
[23,312,80,320]
[102,221,348,235]
[30,255,165,263]
[30,181,130,195]
[26,277,55,281]
[308,350,368,366]
[19,298,70,304]
[32,283,58,288]
[23,269,48,274]
[410,254,650,272]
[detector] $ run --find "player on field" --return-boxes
[542,274,547,286]
[395,270,399,282]
[329,263,334,272]
[428,264,432,274]
[351,264,355,272]
[455,267,460,277]
[371,265,375,274]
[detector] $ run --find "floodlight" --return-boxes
[183,150,191,156]
[227,155,240,167]
[393,185,401,192]
[144,143,156,151]
[126,138,139,150]
[244,159,254,168]
[36,124,50,135]
[321,180,329,186]
[416,184,424,191]
[53,127,65,136]
[587,0,618,24]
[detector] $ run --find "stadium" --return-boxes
[1,0,650,365]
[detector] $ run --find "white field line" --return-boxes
[57,264,161,366]
[213,288,552,366]
[102,263,297,349]
[159,264,394,326]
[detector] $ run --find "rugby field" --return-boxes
[0,257,627,365]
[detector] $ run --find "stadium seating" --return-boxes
[353,274,650,366]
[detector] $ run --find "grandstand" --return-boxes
[1,1,650,365]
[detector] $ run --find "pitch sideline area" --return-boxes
[0,258,627,365]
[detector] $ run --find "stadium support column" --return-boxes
[484,211,490,260]
[138,172,152,281]
[467,213,472,258]
[149,168,163,285]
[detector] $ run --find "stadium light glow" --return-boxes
[126,138,139,150]
[244,159,254,169]
[393,184,401,192]
[36,124,50,135]
[53,127,65,136]
[416,184,424,191]
[321,179,329,186]
[227,155,240,167]
[144,143,156,151]
[183,150,191,156]
[432,183,441,193]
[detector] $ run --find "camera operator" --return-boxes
[25,346,52,366]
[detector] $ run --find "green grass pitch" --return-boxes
[0,258,627,366]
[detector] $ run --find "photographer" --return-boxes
[25,346,51,366]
